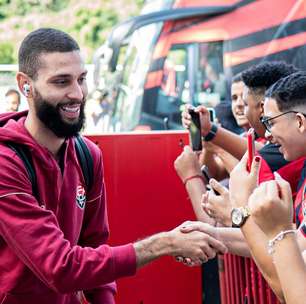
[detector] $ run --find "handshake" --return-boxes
[169,221,227,266]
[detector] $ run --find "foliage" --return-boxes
[73,7,119,48]
[0,0,10,19]
[0,0,144,62]
[0,42,15,63]
[0,0,70,17]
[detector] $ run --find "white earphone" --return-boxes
[23,83,30,96]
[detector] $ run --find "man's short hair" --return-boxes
[266,71,306,112]
[241,61,299,96]
[5,89,21,103]
[18,28,80,79]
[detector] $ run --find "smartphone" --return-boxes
[247,128,255,172]
[207,107,216,122]
[188,107,202,151]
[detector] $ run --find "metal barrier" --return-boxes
[220,254,281,304]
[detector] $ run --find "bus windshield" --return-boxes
[112,22,163,131]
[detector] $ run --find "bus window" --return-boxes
[112,22,163,131]
[156,48,188,121]
[146,41,225,129]
[196,42,226,107]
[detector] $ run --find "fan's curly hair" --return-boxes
[266,71,306,112]
[241,61,299,96]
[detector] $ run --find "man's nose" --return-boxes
[236,96,245,106]
[67,83,84,101]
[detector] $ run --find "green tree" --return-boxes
[0,42,15,63]
[73,7,118,48]
[0,0,10,19]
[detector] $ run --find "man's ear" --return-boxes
[16,72,32,98]
[259,99,265,115]
[296,113,306,133]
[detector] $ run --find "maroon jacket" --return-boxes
[0,112,136,303]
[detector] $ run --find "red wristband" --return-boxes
[184,174,205,186]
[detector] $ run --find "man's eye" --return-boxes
[78,76,87,84]
[53,79,68,85]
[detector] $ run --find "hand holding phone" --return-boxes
[247,128,255,172]
[188,107,202,151]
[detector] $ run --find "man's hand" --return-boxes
[170,221,227,265]
[181,105,212,136]
[229,153,261,208]
[202,179,232,227]
[134,221,225,268]
[248,173,294,239]
[179,221,228,260]
[174,146,202,182]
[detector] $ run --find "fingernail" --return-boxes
[254,156,261,162]
[209,178,215,185]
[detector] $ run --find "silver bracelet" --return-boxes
[267,229,296,255]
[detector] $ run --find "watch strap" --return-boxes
[202,123,218,142]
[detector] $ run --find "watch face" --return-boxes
[231,208,243,226]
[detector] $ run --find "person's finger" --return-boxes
[182,111,190,120]
[184,257,192,264]
[250,155,261,183]
[201,192,209,205]
[180,222,202,233]
[274,173,292,202]
[207,235,228,254]
[200,244,216,260]
[180,222,213,235]
[202,202,209,213]
[265,180,279,199]
[175,256,184,262]
[209,178,228,196]
[202,203,214,218]
[200,256,208,264]
[195,105,208,114]
[185,104,193,111]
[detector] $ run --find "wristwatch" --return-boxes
[202,123,218,142]
[231,206,251,228]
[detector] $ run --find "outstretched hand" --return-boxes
[173,221,227,266]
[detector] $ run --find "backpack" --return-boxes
[6,135,94,200]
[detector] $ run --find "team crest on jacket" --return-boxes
[76,185,86,209]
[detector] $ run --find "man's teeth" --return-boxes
[62,105,79,112]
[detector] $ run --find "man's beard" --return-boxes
[33,90,85,138]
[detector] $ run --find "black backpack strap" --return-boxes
[6,143,39,199]
[74,135,94,192]
[6,136,93,199]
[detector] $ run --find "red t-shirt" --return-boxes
[294,160,306,237]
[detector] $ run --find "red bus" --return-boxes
[93,0,306,132]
